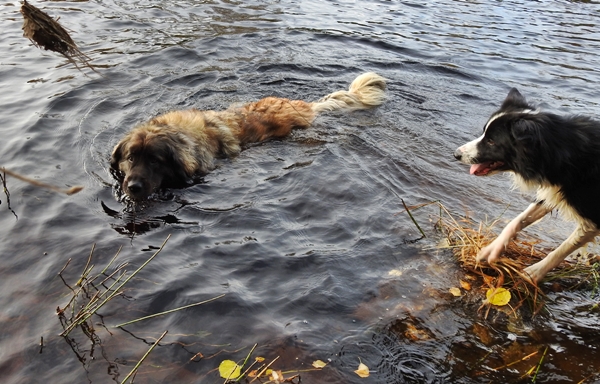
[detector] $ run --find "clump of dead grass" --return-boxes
[438,205,546,313]
[21,0,97,73]
[402,201,600,314]
[436,203,600,313]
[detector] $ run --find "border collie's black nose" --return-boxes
[454,148,463,161]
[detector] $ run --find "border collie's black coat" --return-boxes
[454,88,600,283]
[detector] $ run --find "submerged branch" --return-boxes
[1,167,83,196]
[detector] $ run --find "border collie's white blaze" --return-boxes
[454,88,600,283]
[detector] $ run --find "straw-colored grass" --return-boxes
[403,201,600,314]
[58,235,172,337]
[438,206,548,313]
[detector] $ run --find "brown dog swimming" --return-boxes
[111,72,386,200]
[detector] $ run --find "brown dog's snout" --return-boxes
[122,172,151,200]
[126,179,144,196]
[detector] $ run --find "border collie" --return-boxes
[454,88,600,283]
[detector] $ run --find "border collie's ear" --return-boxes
[501,88,529,110]
[512,118,542,146]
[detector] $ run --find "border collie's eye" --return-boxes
[486,138,495,146]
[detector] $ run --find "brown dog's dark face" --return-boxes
[111,129,192,200]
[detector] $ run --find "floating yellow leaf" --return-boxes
[218,360,241,379]
[312,360,327,368]
[459,280,471,291]
[271,370,284,381]
[255,356,265,362]
[449,287,462,297]
[354,361,370,378]
[388,269,403,277]
[486,287,511,306]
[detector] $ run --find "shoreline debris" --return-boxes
[20,0,97,73]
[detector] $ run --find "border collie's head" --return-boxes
[454,88,541,177]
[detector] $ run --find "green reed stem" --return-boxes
[531,346,548,383]
[401,198,426,239]
[120,330,168,384]
[114,293,226,328]
[233,343,258,382]
[60,234,171,337]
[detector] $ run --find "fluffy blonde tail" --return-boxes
[311,72,386,114]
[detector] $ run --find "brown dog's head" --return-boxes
[110,125,200,200]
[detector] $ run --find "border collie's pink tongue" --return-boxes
[470,162,492,176]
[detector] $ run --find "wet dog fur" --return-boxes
[111,72,386,201]
[454,88,600,283]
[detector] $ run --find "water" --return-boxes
[1,0,600,383]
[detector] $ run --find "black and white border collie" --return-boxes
[454,88,600,283]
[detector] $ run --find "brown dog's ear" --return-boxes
[110,141,124,171]
[155,132,203,187]
[167,139,199,181]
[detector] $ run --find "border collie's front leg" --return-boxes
[477,201,550,264]
[524,223,599,283]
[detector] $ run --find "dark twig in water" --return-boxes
[400,198,427,241]
[20,0,98,74]
[0,169,18,219]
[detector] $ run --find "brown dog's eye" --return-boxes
[127,155,134,162]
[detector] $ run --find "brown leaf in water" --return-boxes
[471,322,493,345]
[404,323,431,341]
[460,280,472,290]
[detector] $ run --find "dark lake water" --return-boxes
[1,0,600,383]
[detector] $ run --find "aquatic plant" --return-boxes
[401,200,600,314]
[217,343,327,383]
